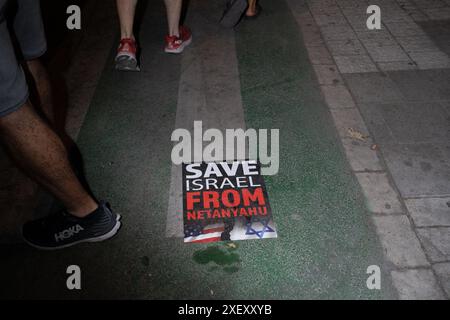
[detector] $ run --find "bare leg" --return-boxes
[117,0,138,39]
[25,58,81,166]
[164,0,182,37]
[25,59,54,124]
[246,0,257,16]
[0,102,98,217]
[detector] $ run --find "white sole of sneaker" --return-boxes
[164,36,193,54]
[115,55,140,72]
[23,215,122,251]
[115,51,136,61]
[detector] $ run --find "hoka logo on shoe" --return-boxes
[55,224,84,242]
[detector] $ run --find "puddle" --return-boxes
[193,244,241,273]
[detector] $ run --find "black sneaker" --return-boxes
[22,201,121,250]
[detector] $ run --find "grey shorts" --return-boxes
[0,0,47,118]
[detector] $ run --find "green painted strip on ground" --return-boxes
[232,0,396,299]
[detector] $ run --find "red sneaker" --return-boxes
[164,26,192,54]
[115,38,139,71]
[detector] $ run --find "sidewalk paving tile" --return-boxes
[326,39,367,56]
[377,61,417,71]
[381,143,450,197]
[433,262,450,297]
[334,55,378,73]
[321,84,356,108]
[344,73,403,103]
[416,227,450,262]
[356,172,404,214]
[372,215,430,267]
[405,197,450,227]
[313,65,343,85]
[360,101,449,144]
[341,138,383,171]
[391,269,445,299]
[330,108,370,138]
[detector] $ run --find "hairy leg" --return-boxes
[0,102,98,217]
[25,59,54,124]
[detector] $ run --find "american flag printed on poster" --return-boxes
[184,223,225,243]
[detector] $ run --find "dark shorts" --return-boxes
[0,0,47,118]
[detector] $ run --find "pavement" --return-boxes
[0,0,449,299]
[287,0,450,299]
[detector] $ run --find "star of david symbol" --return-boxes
[245,219,275,239]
